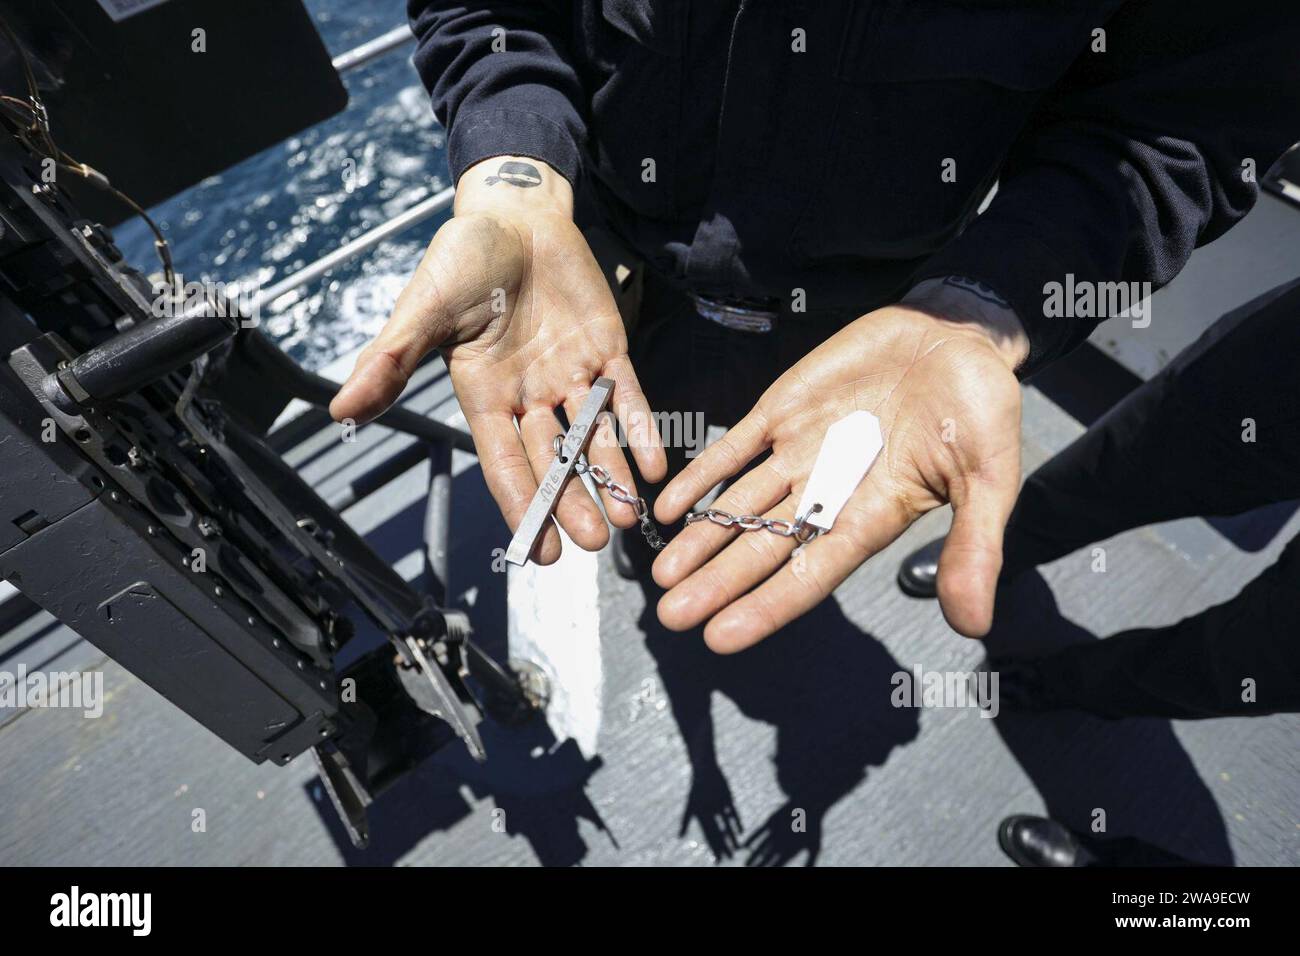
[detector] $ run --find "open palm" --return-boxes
[331,209,665,563]
[651,304,1023,651]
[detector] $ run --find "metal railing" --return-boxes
[255,23,443,316]
[331,23,415,74]
[252,185,454,314]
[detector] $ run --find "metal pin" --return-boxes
[504,377,614,566]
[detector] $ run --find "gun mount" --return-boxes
[0,115,541,849]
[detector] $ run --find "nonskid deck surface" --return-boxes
[0,199,1297,867]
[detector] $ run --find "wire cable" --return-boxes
[0,15,175,286]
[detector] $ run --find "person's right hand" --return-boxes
[330,156,665,564]
[651,276,1029,649]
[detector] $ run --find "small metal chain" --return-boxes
[556,437,666,551]
[552,438,824,554]
[684,507,823,544]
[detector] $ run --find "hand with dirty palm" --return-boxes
[330,155,666,565]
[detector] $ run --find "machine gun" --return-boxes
[0,24,544,847]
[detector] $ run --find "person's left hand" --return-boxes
[651,289,1028,652]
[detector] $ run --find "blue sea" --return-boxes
[114,0,449,372]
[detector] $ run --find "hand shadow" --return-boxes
[635,577,920,866]
[742,798,825,867]
[677,755,744,861]
[981,570,1233,865]
[310,468,613,866]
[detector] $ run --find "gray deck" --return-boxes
[1,195,1297,867]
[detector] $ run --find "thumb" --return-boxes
[329,263,452,425]
[935,477,1016,638]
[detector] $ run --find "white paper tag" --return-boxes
[795,411,883,532]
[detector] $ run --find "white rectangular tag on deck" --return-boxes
[795,410,883,532]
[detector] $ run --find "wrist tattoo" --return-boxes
[484,160,543,188]
[942,275,1010,309]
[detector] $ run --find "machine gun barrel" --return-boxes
[48,308,238,406]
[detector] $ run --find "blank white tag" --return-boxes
[795,411,883,532]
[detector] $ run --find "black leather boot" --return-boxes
[896,536,944,597]
[997,815,1098,867]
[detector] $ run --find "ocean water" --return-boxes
[114,0,449,372]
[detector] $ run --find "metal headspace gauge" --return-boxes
[505,377,615,566]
